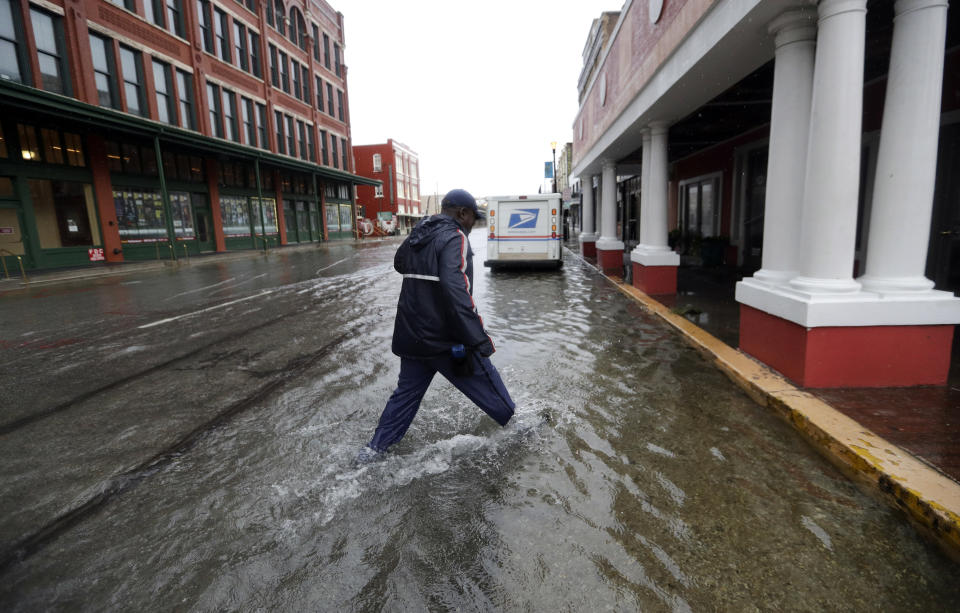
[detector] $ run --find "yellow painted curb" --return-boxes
[576,253,960,561]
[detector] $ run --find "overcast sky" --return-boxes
[343,0,621,199]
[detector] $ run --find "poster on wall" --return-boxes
[220,195,252,237]
[113,189,167,243]
[170,192,196,239]
[339,205,352,232]
[253,198,279,235]
[326,205,340,232]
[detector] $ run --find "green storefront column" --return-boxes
[154,136,177,261]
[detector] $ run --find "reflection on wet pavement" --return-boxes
[0,234,957,610]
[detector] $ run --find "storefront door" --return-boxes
[193,194,215,253]
[929,122,960,295]
[0,176,31,271]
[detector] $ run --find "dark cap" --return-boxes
[442,188,484,219]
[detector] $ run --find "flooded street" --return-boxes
[1,233,957,611]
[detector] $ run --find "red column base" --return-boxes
[581,241,597,257]
[739,304,955,388]
[632,262,677,295]
[597,248,622,272]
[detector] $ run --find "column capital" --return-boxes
[769,7,817,47]
[600,159,617,172]
[648,121,670,135]
[818,0,867,21]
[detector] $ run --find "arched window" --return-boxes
[274,0,286,35]
[289,7,306,49]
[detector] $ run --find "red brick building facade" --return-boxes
[0,0,378,271]
[353,139,421,232]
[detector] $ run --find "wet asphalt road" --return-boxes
[0,233,958,611]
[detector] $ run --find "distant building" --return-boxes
[577,11,620,106]
[353,139,421,232]
[421,193,442,217]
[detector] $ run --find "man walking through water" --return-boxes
[356,189,515,463]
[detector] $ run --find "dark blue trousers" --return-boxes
[368,353,516,452]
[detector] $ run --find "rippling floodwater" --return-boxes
[2,233,957,611]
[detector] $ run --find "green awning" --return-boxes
[0,81,381,187]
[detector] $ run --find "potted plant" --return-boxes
[700,235,729,267]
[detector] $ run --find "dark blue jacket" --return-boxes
[391,214,495,359]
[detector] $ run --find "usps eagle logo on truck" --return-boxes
[508,209,540,230]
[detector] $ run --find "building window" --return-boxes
[269,44,278,87]
[315,76,323,112]
[31,8,68,94]
[29,179,99,248]
[334,43,341,78]
[274,110,284,153]
[222,89,238,142]
[306,125,315,162]
[146,0,183,37]
[297,120,307,161]
[256,103,267,150]
[302,67,311,105]
[266,0,274,27]
[373,153,381,172]
[165,0,184,37]
[119,46,145,116]
[274,0,285,36]
[0,0,26,83]
[341,138,348,172]
[319,129,327,165]
[108,0,136,10]
[233,22,248,72]
[196,0,214,54]
[292,8,306,50]
[152,59,174,124]
[291,59,301,99]
[214,8,230,63]
[241,97,255,146]
[249,31,261,78]
[679,173,722,240]
[326,83,334,117]
[337,89,344,121]
[89,33,118,109]
[236,0,255,12]
[375,184,383,198]
[322,33,330,69]
[207,82,222,137]
[331,134,339,168]
[279,51,289,92]
[285,115,294,156]
[176,69,195,129]
[311,24,320,62]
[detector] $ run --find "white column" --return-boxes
[789,0,867,295]
[579,174,596,242]
[752,8,817,285]
[637,128,652,246]
[859,0,948,294]
[632,122,679,266]
[596,160,624,250]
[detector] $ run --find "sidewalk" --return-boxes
[0,238,392,290]
[564,240,960,561]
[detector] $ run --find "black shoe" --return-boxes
[353,445,383,466]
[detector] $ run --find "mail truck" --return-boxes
[484,194,563,269]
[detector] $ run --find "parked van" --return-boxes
[484,194,563,269]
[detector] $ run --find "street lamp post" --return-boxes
[550,141,557,194]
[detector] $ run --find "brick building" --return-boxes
[0,0,378,272]
[353,139,421,232]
